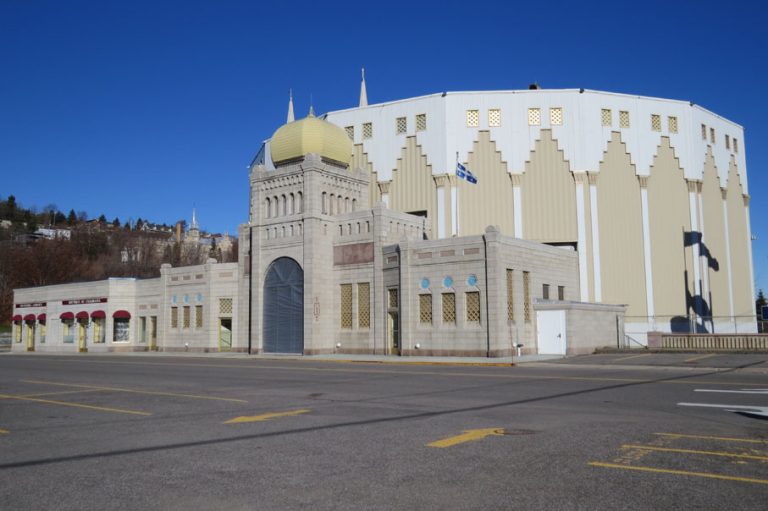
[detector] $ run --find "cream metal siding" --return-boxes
[597,133,647,316]
[460,131,514,236]
[520,130,577,243]
[389,137,436,238]
[700,154,730,318]
[647,138,691,316]
[725,160,753,316]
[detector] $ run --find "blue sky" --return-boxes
[1,0,766,296]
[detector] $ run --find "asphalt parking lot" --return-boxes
[548,352,768,369]
[1,353,766,510]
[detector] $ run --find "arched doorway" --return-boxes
[263,257,304,354]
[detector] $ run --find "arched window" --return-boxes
[321,192,327,214]
[296,191,303,213]
[330,194,336,215]
[288,193,294,215]
[265,197,271,218]
[352,198,357,211]
[281,194,287,216]
[272,196,279,217]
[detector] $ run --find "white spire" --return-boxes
[191,207,198,230]
[287,89,295,123]
[359,67,368,107]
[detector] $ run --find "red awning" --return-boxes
[23,314,36,321]
[75,311,89,320]
[90,310,106,319]
[37,313,46,321]
[60,312,74,320]
[12,314,22,322]
[113,310,131,319]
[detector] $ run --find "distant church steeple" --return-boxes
[191,207,198,230]
[359,67,368,107]
[287,89,295,123]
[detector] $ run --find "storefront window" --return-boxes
[93,318,105,343]
[40,321,46,343]
[113,318,130,342]
[14,322,22,343]
[140,317,147,343]
[62,320,74,343]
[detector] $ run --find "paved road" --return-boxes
[1,354,767,510]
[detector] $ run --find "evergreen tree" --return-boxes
[112,217,121,228]
[98,214,107,224]
[67,209,77,225]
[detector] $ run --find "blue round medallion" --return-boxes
[443,276,453,288]
[467,275,478,287]
[421,278,430,289]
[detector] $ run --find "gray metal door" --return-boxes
[263,257,304,354]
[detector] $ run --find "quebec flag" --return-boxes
[456,162,478,184]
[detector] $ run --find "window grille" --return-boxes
[651,114,661,132]
[668,116,678,134]
[466,109,479,127]
[396,117,407,134]
[345,126,354,140]
[558,285,565,301]
[183,306,190,329]
[701,124,707,140]
[363,122,373,139]
[550,107,563,126]
[506,269,514,321]
[442,293,456,324]
[733,138,739,153]
[710,127,716,144]
[466,292,481,322]
[528,108,541,126]
[195,305,203,328]
[601,109,612,127]
[171,307,178,328]
[416,113,427,132]
[543,284,550,300]
[619,110,630,128]
[419,294,433,324]
[358,283,370,328]
[488,109,501,127]
[388,288,398,308]
[340,284,352,329]
[523,271,531,322]
[219,298,233,316]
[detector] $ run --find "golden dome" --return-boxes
[270,113,352,166]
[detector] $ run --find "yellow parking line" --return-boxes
[20,389,105,398]
[655,433,768,444]
[0,428,9,434]
[622,444,768,461]
[612,353,652,362]
[589,461,768,485]
[684,354,717,363]
[21,379,247,403]
[0,393,151,416]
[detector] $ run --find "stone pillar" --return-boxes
[433,174,450,239]
[378,181,391,209]
[588,172,602,302]
[510,173,522,238]
[574,172,589,302]
[638,176,655,318]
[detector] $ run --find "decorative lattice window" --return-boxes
[710,127,716,144]
[219,298,233,316]
[542,284,550,300]
[506,269,514,321]
[733,138,739,153]
[466,291,480,323]
[523,271,531,322]
[442,293,456,324]
[668,116,678,134]
[701,124,707,140]
[171,307,178,328]
[388,288,398,308]
[183,306,190,329]
[345,126,354,140]
[619,110,630,128]
[396,117,407,134]
[195,305,203,328]
[340,284,352,329]
[558,285,565,300]
[651,114,661,132]
[416,113,426,132]
[488,108,501,127]
[601,109,612,127]
[550,107,563,126]
[358,283,370,328]
[363,122,373,139]
[466,109,479,127]
[419,294,432,324]
[528,108,541,126]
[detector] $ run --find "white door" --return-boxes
[536,310,567,355]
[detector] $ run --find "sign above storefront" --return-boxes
[15,302,46,308]
[62,297,108,305]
